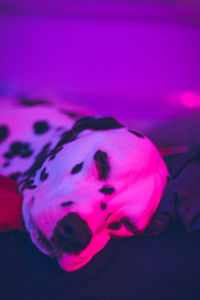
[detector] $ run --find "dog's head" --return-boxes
[19,117,169,272]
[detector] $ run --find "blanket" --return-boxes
[0,145,200,300]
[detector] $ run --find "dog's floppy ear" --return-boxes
[72,116,124,132]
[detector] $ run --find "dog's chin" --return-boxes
[25,217,94,271]
[57,230,111,272]
[30,229,92,271]
[58,253,94,272]
[25,213,110,272]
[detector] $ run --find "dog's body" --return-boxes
[0,98,88,182]
[0,97,169,271]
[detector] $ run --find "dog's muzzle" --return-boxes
[51,213,92,254]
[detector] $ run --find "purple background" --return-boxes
[0,0,200,135]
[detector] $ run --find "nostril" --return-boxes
[60,223,75,237]
[51,213,92,254]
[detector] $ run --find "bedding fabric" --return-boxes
[1,144,200,300]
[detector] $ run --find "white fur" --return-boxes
[0,98,169,272]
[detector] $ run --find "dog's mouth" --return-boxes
[27,215,93,271]
[24,210,109,272]
[24,209,55,256]
[35,228,56,256]
[28,222,56,257]
[31,226,93,271]
[28,221,110,272]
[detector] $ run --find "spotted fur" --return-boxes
[0,97,169,272]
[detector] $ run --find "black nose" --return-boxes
[51,213,92,254]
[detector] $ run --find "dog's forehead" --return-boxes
[45,127,157,177]
[52,126,144,159]
[26,127,157,207]
[20,121,162,206]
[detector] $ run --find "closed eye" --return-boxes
[120,217,138,234]
[107,222,121,230]
[107,217,139,236]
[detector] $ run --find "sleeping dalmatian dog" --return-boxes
[0,96,169,272]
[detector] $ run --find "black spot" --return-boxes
[49,146,63,160]
[0,125,9,143]
[108,222,121,230]
[72,117,95,130]
[19,97,50,107]
[73,116,124,131]
[61,201,74,207]
[4,152,12,159]
[4,142,33,159]
[19,144,51,190]
[105,213,111,221]
[33,121,50,135]
[3,161,10,167]
[21,151,33,158]
[167,176,171,182]
[53,130,77,153]
[9,172,21,181]
[24,179,34,185]
[128,129,144,138]
[60,109,79,119]
[21,180,37,192]
[99,186,115,195]
[94,150,110,180]
[120,217,138,234]
[20,143,51,188]
[40,167,49,181]
[100,202,107,210]
[71,162,83,174]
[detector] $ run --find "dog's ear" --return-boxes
[72,116,124,132]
